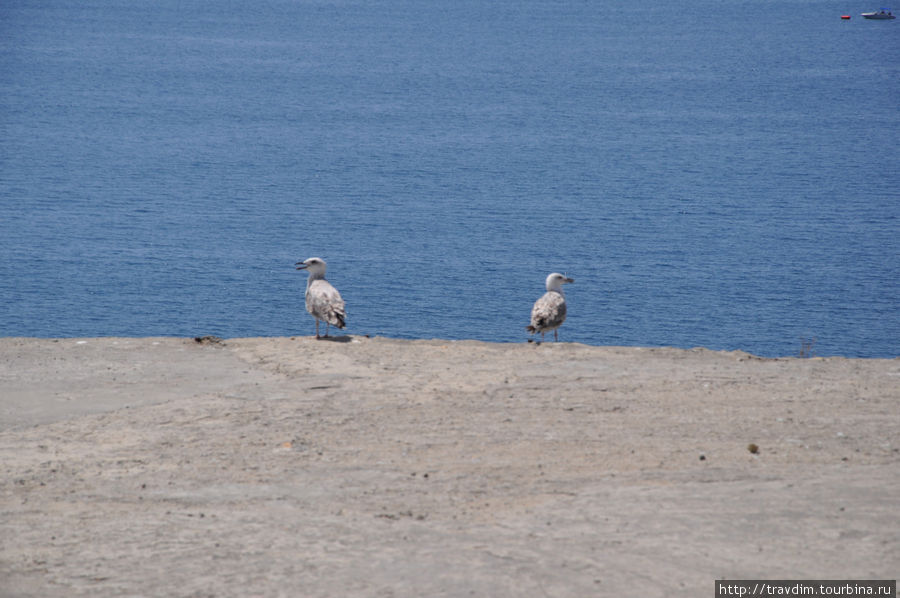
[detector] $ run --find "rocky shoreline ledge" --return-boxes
[2,336,897,596]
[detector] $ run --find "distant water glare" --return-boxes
[1,0,898,357]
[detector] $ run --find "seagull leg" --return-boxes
[554,329,559,342]
[324,322,330,338]
[315,319,320,339]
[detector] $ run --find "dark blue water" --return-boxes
[1,0,898,357]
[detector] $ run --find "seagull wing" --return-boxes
[529,291,566,332]
[306,279,346,328]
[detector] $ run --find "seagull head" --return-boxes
[545,272,574,292]
[296,257,327,276]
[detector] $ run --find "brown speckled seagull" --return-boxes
[526,272,574,342]
[296,257,346,339]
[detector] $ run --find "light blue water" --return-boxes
[1,0,898,357]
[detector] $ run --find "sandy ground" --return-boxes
[0,336,898,597]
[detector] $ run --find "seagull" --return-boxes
[295,257,346,339]
[526,272,574,342]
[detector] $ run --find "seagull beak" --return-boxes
[295,261,308,270]
[565,277,574,284]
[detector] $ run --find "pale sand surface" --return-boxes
[1,336,897,597]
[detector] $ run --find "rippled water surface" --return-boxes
[1,0,898,356]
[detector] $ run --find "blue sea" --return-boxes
[1,0,898,357]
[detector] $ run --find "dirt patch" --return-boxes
[2,337,897,596]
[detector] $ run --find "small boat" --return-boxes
[861,8,896,18]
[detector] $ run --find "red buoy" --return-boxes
[841,14,851,19]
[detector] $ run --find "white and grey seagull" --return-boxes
[295,257,346,339]
[526,272,574,342]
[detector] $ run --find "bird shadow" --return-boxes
[316,335,353,343]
